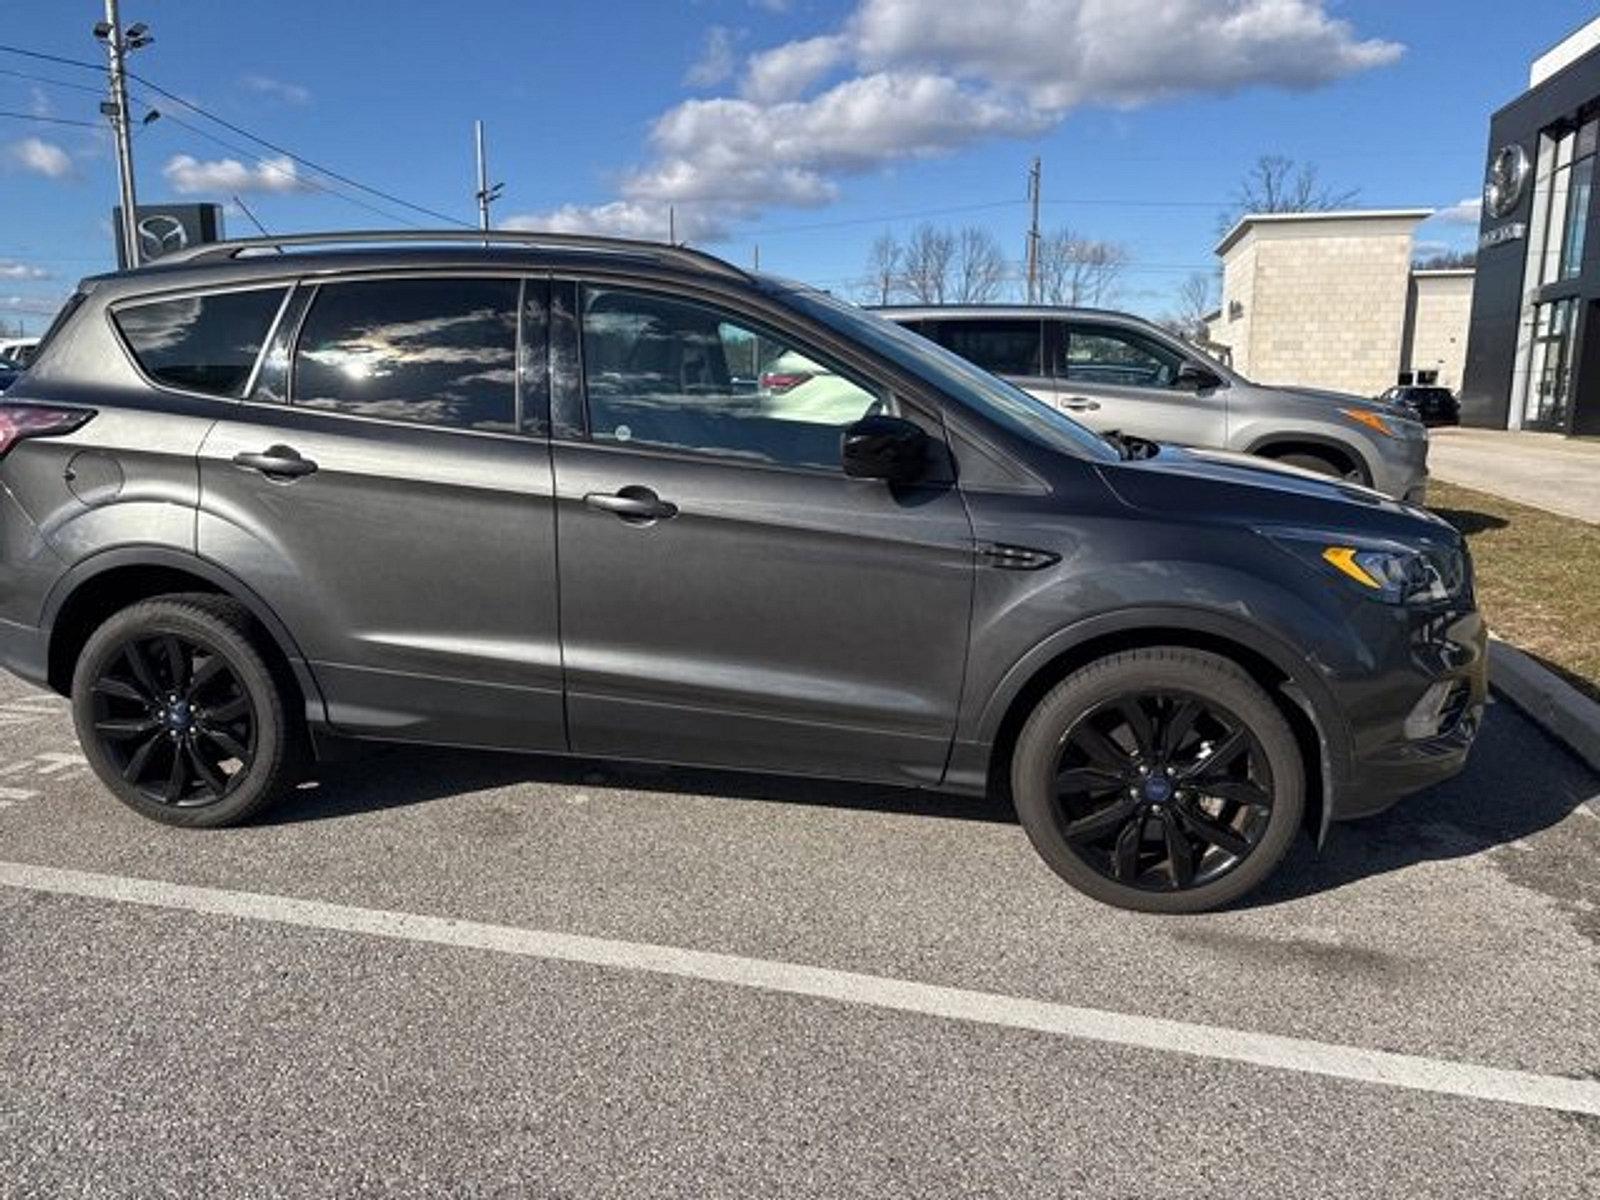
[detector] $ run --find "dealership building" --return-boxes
[1461,17,1600,434]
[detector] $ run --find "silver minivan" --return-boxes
[878,306,1429,501]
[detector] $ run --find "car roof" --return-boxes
[872,303,1162,326]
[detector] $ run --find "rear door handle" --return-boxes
[584,486,678,524]
[1062,397,1101,412]
[232,445,318,479]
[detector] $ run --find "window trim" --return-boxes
[566,279,896,477]
[107,280,295,404]
[278,272,534,441]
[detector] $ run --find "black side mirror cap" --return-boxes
[1176,363,1222,391]
[841,414,929,485]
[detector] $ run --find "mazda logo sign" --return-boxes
[137,214,190,260]
[1484,144,1531,221]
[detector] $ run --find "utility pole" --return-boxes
[95,0,151,268]
[668,206,676,245]
[473,120,503,233]
[1024,156,1042,305]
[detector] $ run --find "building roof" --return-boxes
[1530,16,1600,89]
[1410,268,1476,279]
[1214,208,1434,257]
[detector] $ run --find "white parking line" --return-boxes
[3,859,1599,1118]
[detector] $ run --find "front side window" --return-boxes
[580,286,882,470]
[114,286,287,397]
[1059,324,1185,389]
[293,278,519,432]
[931,319,1043,377]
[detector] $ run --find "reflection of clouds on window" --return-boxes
[292,280,519,432]
[113,287,287,398]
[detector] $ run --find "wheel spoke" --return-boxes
[205,694,249,723]
[1197,778,1273,812]
[1179,728,1249,782]
[197,723,248,761]
[123,640,162,700]
[1176,805,1252,858]
[121,733,161,784]
[96,717,159,741]
[94,676,151,705]
[1157,699,1201,761]
[1063,798,1138,844]
[185,742,228,797]
[1114,699,1156,760]
[1160,809,1195,888]
[1070,722,1135,774]
[1112,817,1144,881]
[163,740,189,802]
[161,636,191,693]
[1056,765,1126,795]
[186,652,228,700]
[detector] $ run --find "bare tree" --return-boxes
[859,232,903,305]
[1220,155,1359,233]
[898,223,957,304]
[1163,271,1216,339]
[1036,228,1129,307]
[1413,248,1477,270]
[952,226,1007,303]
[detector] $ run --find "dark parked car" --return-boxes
[0,231,1486,912]
[1380,385,1461,427]
[0,360,17,395]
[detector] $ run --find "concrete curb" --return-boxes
[1489,638,1600,774]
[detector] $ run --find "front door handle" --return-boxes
[584,486,678,524]
[232,445,318,479]
[1061,397,1101,412]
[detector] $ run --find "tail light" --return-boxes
[0,403,94,459]
[760,371,813,394]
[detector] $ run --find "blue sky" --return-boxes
[2,0,1597,331]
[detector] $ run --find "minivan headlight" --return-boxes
[1265,531,1466,605]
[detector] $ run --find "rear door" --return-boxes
[551,281,974,785]
[1053,319,1227,448]
[197,274,565,751]
[921,317,1052,402]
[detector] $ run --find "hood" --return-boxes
[1096,443,1453,540]
[1270,384,1415,422]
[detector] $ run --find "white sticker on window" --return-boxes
[614,424,632,442]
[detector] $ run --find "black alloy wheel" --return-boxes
[89,632,257,807]
[1011,647,1305,913]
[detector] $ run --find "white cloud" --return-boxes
[162,153,314,195]
[241,74,312,105]
[743,35,847,103]
[527,0,1403,241]
[0,260,50,281]
[1429,196,1483,225]
[749,0,791,11]
[0,294,66,316]
[8,137,73,179]
[686,26,738,88]
[504,201,724,242]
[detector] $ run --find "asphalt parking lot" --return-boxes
[2,670,1598,1198]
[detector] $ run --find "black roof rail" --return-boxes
[150,228,750,282]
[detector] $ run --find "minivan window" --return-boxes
[293,278,519,432]
[114,287,287,398]
[580,286,882,470]
[932,319,1043,377]
[1059,324,1185,389]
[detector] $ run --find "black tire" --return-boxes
[1271,451,1354,481]
[1010,647,1304,914]
[71,594,301,827]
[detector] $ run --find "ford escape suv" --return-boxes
[878,305,1431,502]
[0,231,1484,913]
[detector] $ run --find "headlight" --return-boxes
[1339,408,1427,441]
[1265,530,1467,605]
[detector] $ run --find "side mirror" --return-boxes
[842,414,929,485]
[1176,362,1222,391]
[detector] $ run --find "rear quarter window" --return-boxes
[113,286,287,398]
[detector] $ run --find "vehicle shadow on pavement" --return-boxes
[261,704,1597,909]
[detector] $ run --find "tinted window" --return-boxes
[1060,324,1184,389]
[581,286,882,470]
[293,278,519,432]
[114,287,286,397]
[932,319,1042,377]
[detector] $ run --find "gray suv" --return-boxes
[0,232,1484,912]
[879,306,1430,501]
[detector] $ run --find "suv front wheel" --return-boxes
[71,595,300,827]
[1011,647,1305,913]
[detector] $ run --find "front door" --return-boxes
[1052,320,1227,449]
[198,274,564,751]
[552,283,974,786]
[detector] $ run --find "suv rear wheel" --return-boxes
[71,595,301,827]
[1011,647,1304,913]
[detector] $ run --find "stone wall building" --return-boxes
[1206,210,1475,396]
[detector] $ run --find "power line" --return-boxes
[0,109,97,128]
[0,65,105,95]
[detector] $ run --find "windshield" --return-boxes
[766,281,1120,463]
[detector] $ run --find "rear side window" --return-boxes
[931,319,1043,377]
[113,287,286,397]
[292,278,519,432]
